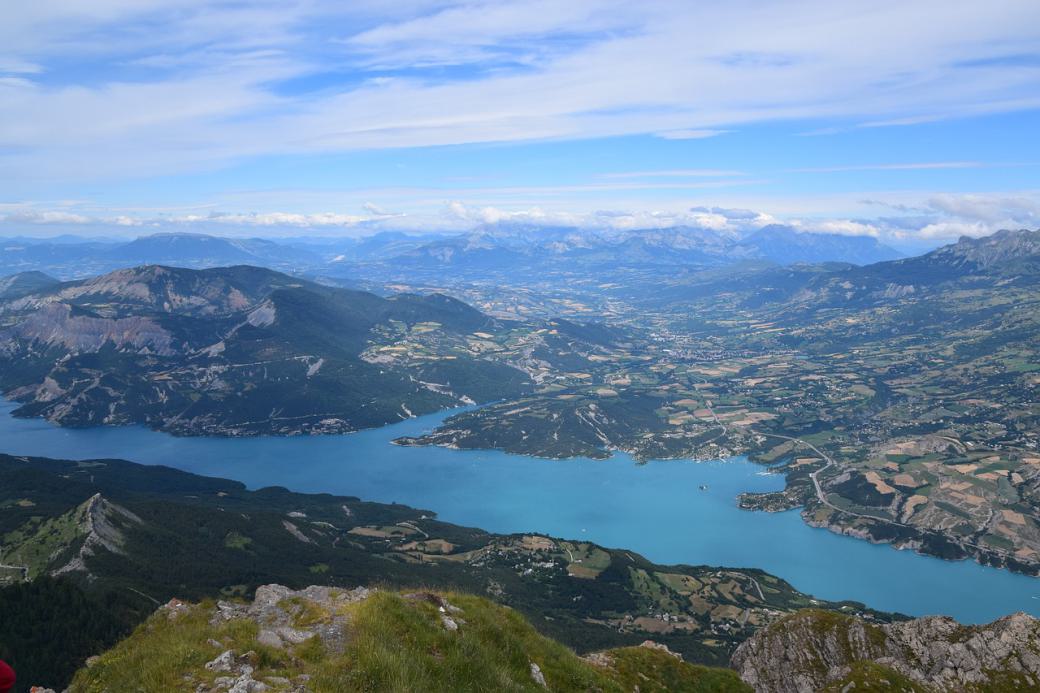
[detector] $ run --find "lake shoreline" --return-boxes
[1,397,1039,624]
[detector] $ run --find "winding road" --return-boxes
[0,549,28,581]
[747,430,837,509]
[746,428,1012,561]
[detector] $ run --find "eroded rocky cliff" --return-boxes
[732,608,1040,692]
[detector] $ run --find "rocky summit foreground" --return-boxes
[61,582,1040,692]
[69,584,750,692]
[732,609,1040,692]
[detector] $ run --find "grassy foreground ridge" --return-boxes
[70,585,749,692]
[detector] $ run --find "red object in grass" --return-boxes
[0,659,14,693]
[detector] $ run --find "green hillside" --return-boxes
[70,586,750,692]
[0,265,541,435]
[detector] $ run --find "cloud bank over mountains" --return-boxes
[3,191,1038,250]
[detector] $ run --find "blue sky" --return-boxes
[1,1,1039,249]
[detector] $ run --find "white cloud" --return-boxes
[3,210,93,224]
[799,219,881,237]
[0,1,1038,182]
[881,193,1040,241]
[789,162,983,174]
[197,212,369,227]
[0,58,42,74]
[654,129,729,140]
[600,169,744,179]
[343,0,639,69]
[925,193,1040,224]
[916,220,995,239]
[361,202,404,217]
[112,215,143,226]
[429,191,1040,243]
[440,201,775,234]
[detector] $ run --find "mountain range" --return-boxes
[0,225,902,281]
[0,265,542,436]
[357,224,901,279]
[0,233,320,278]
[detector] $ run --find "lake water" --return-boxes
[1,399,1038,623]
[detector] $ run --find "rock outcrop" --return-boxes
[2,492,141,580]
[211,583,372,656]
[53,494,141,575]
[731,608,1040,692]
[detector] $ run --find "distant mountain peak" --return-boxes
[738,224,902,265]
[13,263,298,318]
[0,270,61,300]
[925,228,1040,271]
[392,223,903,268]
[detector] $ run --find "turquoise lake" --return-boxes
[1,398,1038,622]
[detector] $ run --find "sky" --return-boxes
[1,0,1039,250]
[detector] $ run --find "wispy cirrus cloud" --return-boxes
[654,129,730,140]
[1,0,1039,184]
[788,162,985,174]
[599,169,745,179]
